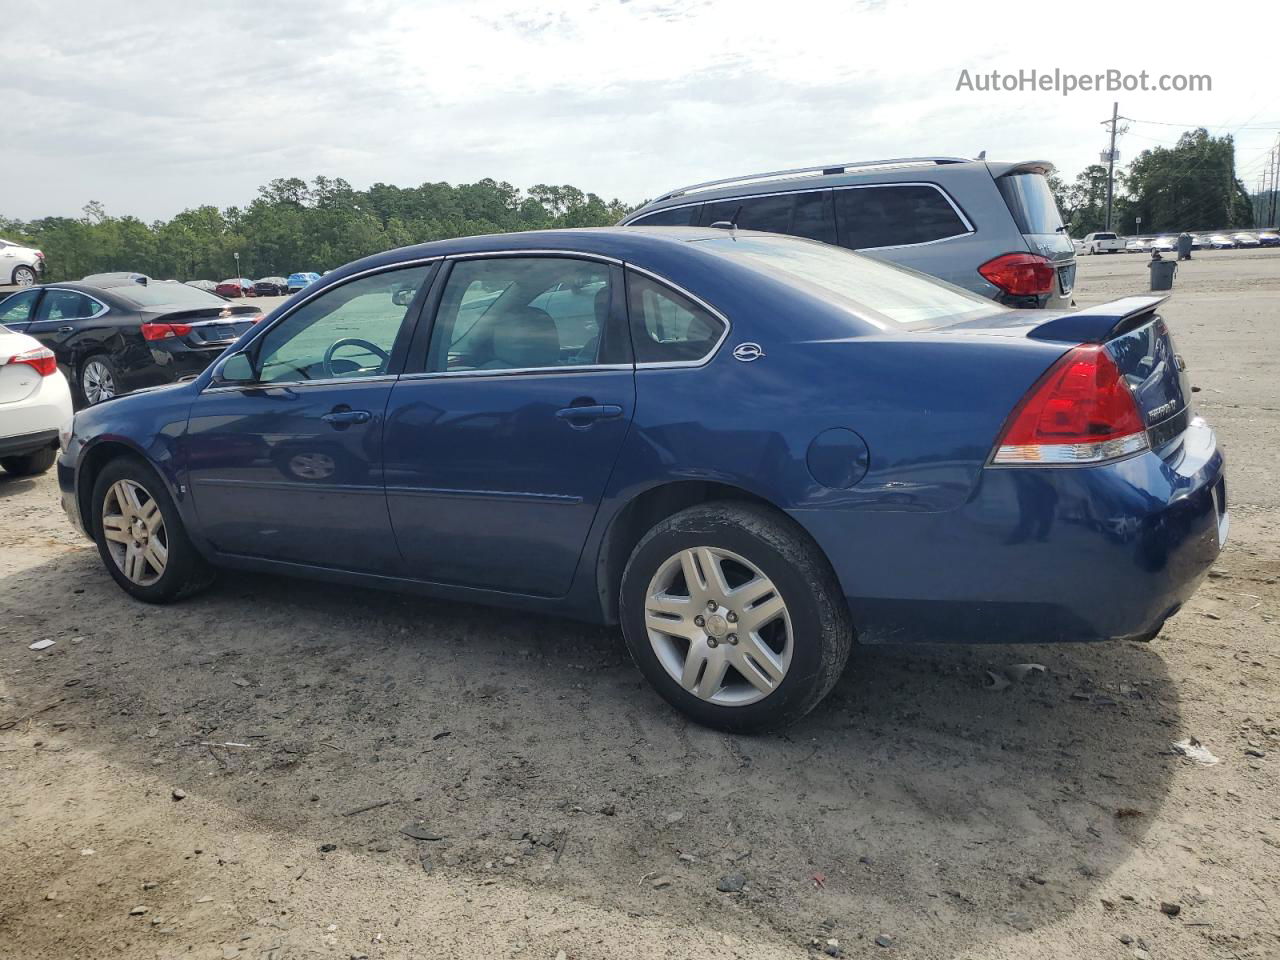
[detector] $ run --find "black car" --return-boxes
[253,276,289,296]
[0,276,262,407]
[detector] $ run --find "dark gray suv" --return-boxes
[620,157,1075,309]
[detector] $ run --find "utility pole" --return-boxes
[1102,102,1127,232]
[1270,139,1280,227]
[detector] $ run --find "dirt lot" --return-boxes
[2,250,1278,960]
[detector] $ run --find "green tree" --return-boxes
[1122,129,1253,232]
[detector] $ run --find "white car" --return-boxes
[1151,236,1178,253]
[1125,238,1150,254]
[1080,231,1126,254]
[0,238,45,287]
[0,325,73,476]
[1232,233,1261,248]
[1208,234,1235,249]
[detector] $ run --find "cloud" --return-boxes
[1,0,1275,221]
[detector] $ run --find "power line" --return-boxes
[1126,118,1280,130]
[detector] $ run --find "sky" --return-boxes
[2,0,1277,222]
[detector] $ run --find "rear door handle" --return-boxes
[555,403,623,424]
[321,408,372,427]
[58,325,75,334]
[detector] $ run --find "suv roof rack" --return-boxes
[654,157,972,202]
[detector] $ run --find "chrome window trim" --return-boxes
[623,182,975,251]
[626,265,732,369]
[201,373,400,395]
[399,363,632,383]
[39,287,110,320]
[444,249,623,265]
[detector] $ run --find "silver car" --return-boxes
[621,156,1076,309]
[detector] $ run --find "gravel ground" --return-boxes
[1,249,1277,960]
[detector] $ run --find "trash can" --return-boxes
[1149,259,1177,291]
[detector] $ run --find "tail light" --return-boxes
[991,345,1149,465]
[7,346,58,376]
[978,253,1056,296]
[141,321,193,341]
[35,250,45,260]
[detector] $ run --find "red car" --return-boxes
[215,278,257,298]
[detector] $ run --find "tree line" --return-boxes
[1051,128,1259,236]
[0,177,635,282]
[2,129,1267,281]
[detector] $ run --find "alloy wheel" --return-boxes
[13,266,36,286]
[644,546,792,706]
[100,479,168,586]
[82,359,115,404]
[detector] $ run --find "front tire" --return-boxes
[1,446,56,476]
[619,502,852,733]
[91,456,214,603]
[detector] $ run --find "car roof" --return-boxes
[622,157,1051,221]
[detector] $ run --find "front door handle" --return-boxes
[58,325,75,334]
[321,408,372,427]
[555,403,623,425]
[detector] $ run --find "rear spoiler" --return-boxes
[1027,295,1168,344]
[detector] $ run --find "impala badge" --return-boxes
[732,342,765,362]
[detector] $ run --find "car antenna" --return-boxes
[977,149,987,160]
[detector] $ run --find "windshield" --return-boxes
[701,234,1002,329]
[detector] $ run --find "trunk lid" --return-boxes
[0,331,45,405]
[145,306,261,349]
[942,295,1192,454]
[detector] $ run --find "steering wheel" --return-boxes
[323,338,390,379]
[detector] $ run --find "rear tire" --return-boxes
[1,446,56,476]
[11,265,37,286]
[91,456,215,603]
[619,501,852,733]
[79,354,119,406]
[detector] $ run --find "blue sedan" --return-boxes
[57,227,1227,731]
[286,271,321,294]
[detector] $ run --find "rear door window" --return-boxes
[630,205,701,227]
[36,290,102,321]
[700,191,835,243]
[834,184,970,249]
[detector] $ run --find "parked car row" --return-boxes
[1076,231,1279,255]
[0,274,262,408]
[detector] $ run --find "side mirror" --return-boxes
[216,352,256,384]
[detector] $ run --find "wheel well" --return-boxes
[594,481,780,623]
[76,441,137,530]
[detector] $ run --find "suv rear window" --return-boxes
[834,184,970,249]
[996,173,1065,236]
[700,191,835,244]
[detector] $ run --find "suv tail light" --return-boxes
[6,346,58,376]
[991,345,1149,465]
[141,321,193,341]
[978,252,1056,296]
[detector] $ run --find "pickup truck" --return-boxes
[1080,231,1126,255]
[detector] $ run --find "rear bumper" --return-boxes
[0,428,58,458]
[802,417,1226,644]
